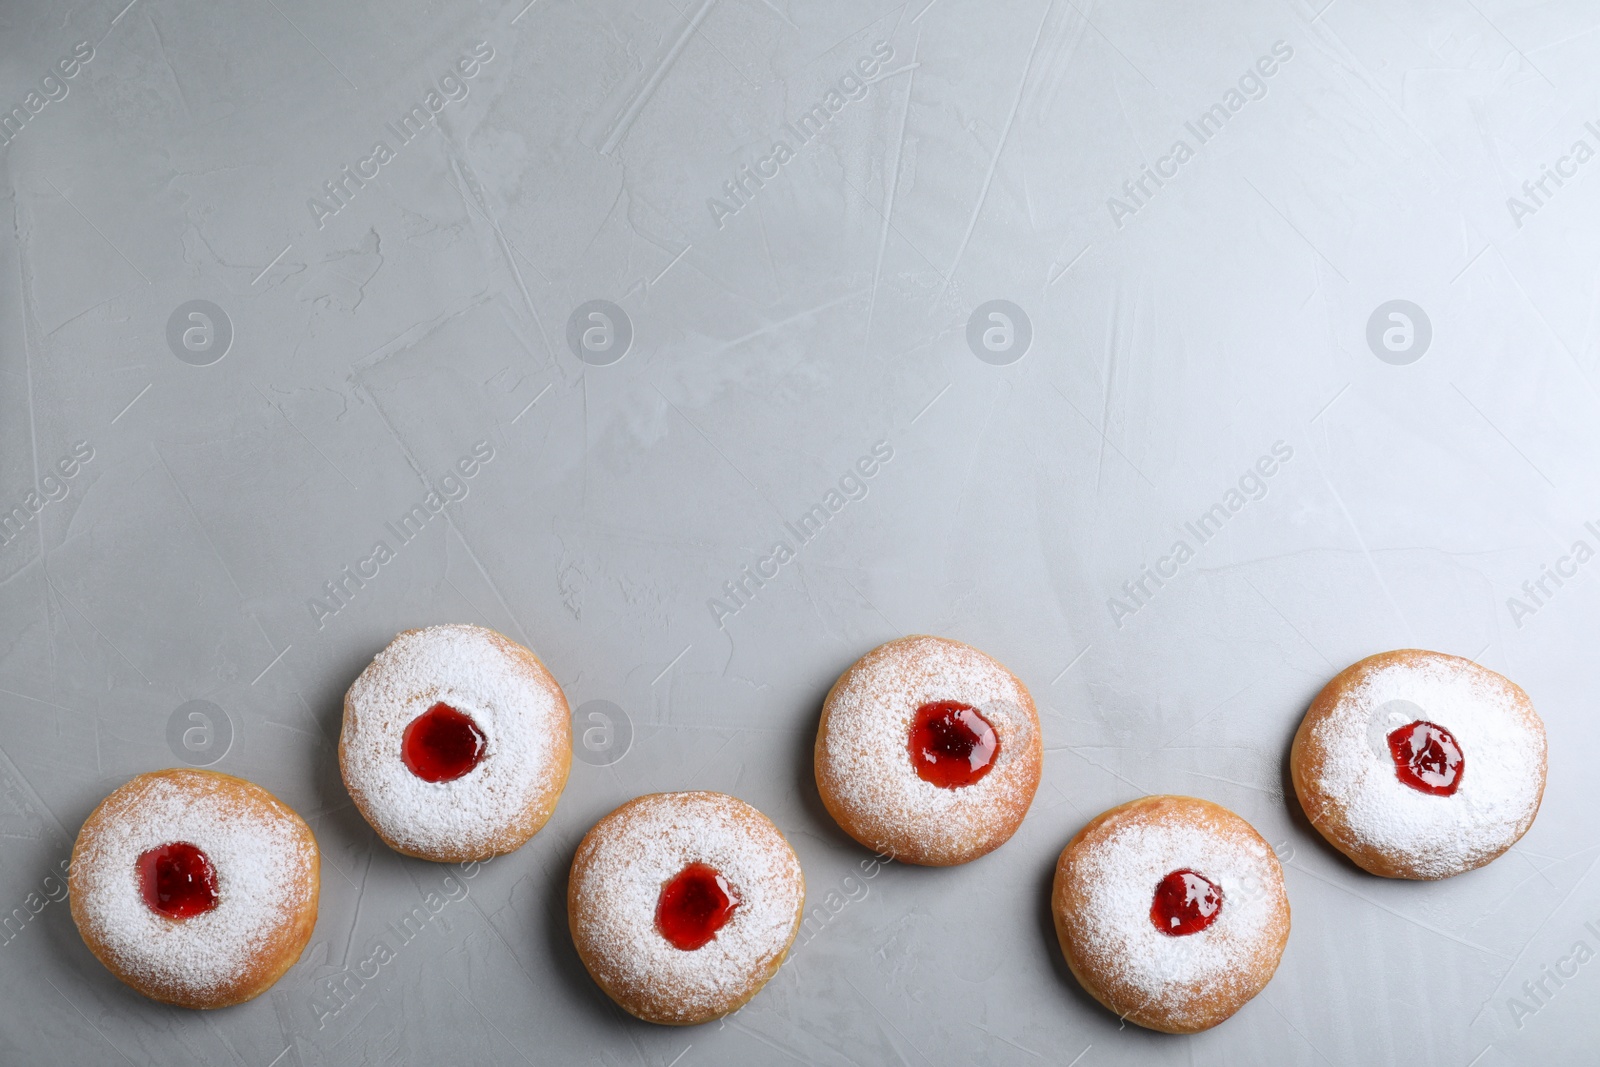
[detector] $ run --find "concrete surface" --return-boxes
[1,0,1597,1064]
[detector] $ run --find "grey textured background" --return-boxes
[1,0,1596,1064]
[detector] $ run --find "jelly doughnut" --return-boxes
[567,791,805,1025]
[1291,649,1546,879]
[814,635,1042,866]
[69,769,319,1009]
[340,624,572,863]
[1052,795,1290,1033]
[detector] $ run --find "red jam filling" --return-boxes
[1151,869,1223,936]
[137,842,219,919]
[1387,720,1463,796]
[907,701,1000,789]
[657,863,740,950]
[401,702,487,783]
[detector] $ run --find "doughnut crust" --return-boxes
[814,635,1042,866]
[340,624,572,863]
[1291,649,1546,880]
[1052,796,1290,1034]
[567,792,805,1025]
[69,769,320,1009]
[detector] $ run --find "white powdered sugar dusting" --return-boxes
[570,792,804,1022]
[342,624,564,856]
[74,773,316,997]
[1068,812,1287,1027]
[820,636,1038,858]
[1310,654,1545,877]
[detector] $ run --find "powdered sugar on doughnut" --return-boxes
[1307,653,1545,878]
[342,624,566,858]
[73,772,316,998]
[1062,804,1288,1031]
[819,636,1039,863]
[569,792,805,1023]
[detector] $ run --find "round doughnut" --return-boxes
[340,623,572,863]
[814,635,1042,866]
[1291,648,1546,880]
[567,791,806,1025]
[1052,795,1290,1034]
[68,768,319,1009]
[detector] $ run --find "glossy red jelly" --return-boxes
[401,702,487,783]
[907,701,1000,789]
[1387,720,1463,796]
[657,863,740,950]
[1150,869,1223,936]
[137,842,219,920]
